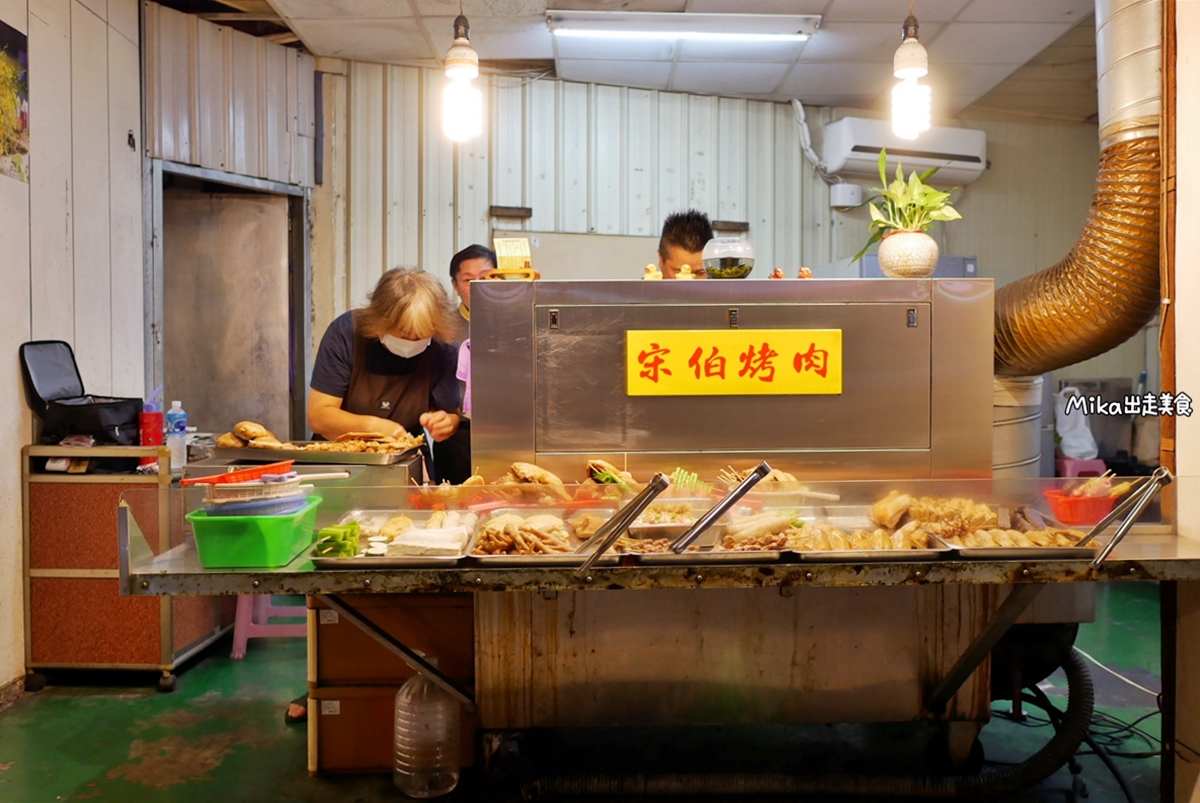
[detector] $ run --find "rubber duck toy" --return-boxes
[676,264,697,280]
[643,264,663,280]
[768,268,785,279]
[797,267,813,279]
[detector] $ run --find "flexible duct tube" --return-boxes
[993,0,1161,377]
[522,649,1095,800]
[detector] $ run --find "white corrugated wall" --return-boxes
[144,2,316,188]
[318,64,842,313]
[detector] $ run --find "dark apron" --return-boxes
[341,313,433,466]
[341,313,470,483]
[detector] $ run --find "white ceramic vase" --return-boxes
[877,230,939,278]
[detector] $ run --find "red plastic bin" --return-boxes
[1043,489,1116,525]
[180,460,295,486]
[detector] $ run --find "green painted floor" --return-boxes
[0,585,1163,803]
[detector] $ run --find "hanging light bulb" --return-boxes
[443,12,482,142]
[891,5,930,140]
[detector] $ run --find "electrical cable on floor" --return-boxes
[1073,647,1161,697]
[1024,685,1141,803]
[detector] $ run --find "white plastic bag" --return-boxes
[1054,387,1099,460]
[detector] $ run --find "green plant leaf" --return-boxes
[852,229,884,263]
[930,206,962,222]
[868,203,886,224]
[918,165,940,182]
[877,148,889,186]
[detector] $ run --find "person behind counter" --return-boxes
[307,267,461,461]
[449,243,496,342]
[657,209,714,279]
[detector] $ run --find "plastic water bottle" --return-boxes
[394,673,461,798]
[165,400,187,470]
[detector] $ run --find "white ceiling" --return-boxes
[266,0,1096,116]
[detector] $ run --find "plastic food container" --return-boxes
[1043,489,1115,525]
[187,496,322,568]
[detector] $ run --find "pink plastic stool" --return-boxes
[1055,458,1108,478]
[230,595,306,659]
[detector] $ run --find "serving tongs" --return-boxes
[670,462,772,553]
[574,472,670,577]
[1074,466,1173,568]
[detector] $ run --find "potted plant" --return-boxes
[854,148,962,278]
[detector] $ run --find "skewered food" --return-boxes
[315,522,360,557]
[472,513,573,555]
[725,513,793,544]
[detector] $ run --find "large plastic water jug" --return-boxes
[394,673,461,798]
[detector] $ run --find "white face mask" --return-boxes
[380,335,431,358]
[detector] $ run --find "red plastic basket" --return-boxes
[180,460,295,486]
[1043,489,1117,525]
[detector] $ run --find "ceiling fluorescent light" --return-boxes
[546,11,820,43]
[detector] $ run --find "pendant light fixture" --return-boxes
[891,0,930,140]
[443,6,482,142]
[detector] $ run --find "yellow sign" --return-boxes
[626,329,843,396]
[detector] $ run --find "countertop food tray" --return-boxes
[311,509,473,568]
[212,444,421,465]
[949,541,1104,561]
[794,543,953,563]
[468,508,620,566]
[634,547,784,565]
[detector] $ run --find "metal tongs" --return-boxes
[670,461,772,553]
[1076,466,1173,568]
[574,473,671,577]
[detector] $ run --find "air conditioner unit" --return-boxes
[822,117,987,186]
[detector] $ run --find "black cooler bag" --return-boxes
[19,340,142,445]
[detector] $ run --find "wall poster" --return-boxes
[0,20,29,183]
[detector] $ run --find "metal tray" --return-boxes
[212,444,421,465]
[793,543,953,563]
[311,509,474,568]
[467,508,620,567]
[949,541,1104,561]
[634,547,784,566]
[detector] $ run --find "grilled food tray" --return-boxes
[468,508,620,566]
[212,444,421,465]
[311,509,472,568]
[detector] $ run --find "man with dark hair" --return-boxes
[657,209,713,279]
[449,243,496,341]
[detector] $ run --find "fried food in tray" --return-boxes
[784,520,933,553]
[471,513,574,555]
[868,490,1089,552]
[304,430,424,454]
[938,527,1087,549]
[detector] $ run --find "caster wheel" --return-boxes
[157,674,177,693]
[24,672,47,692]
